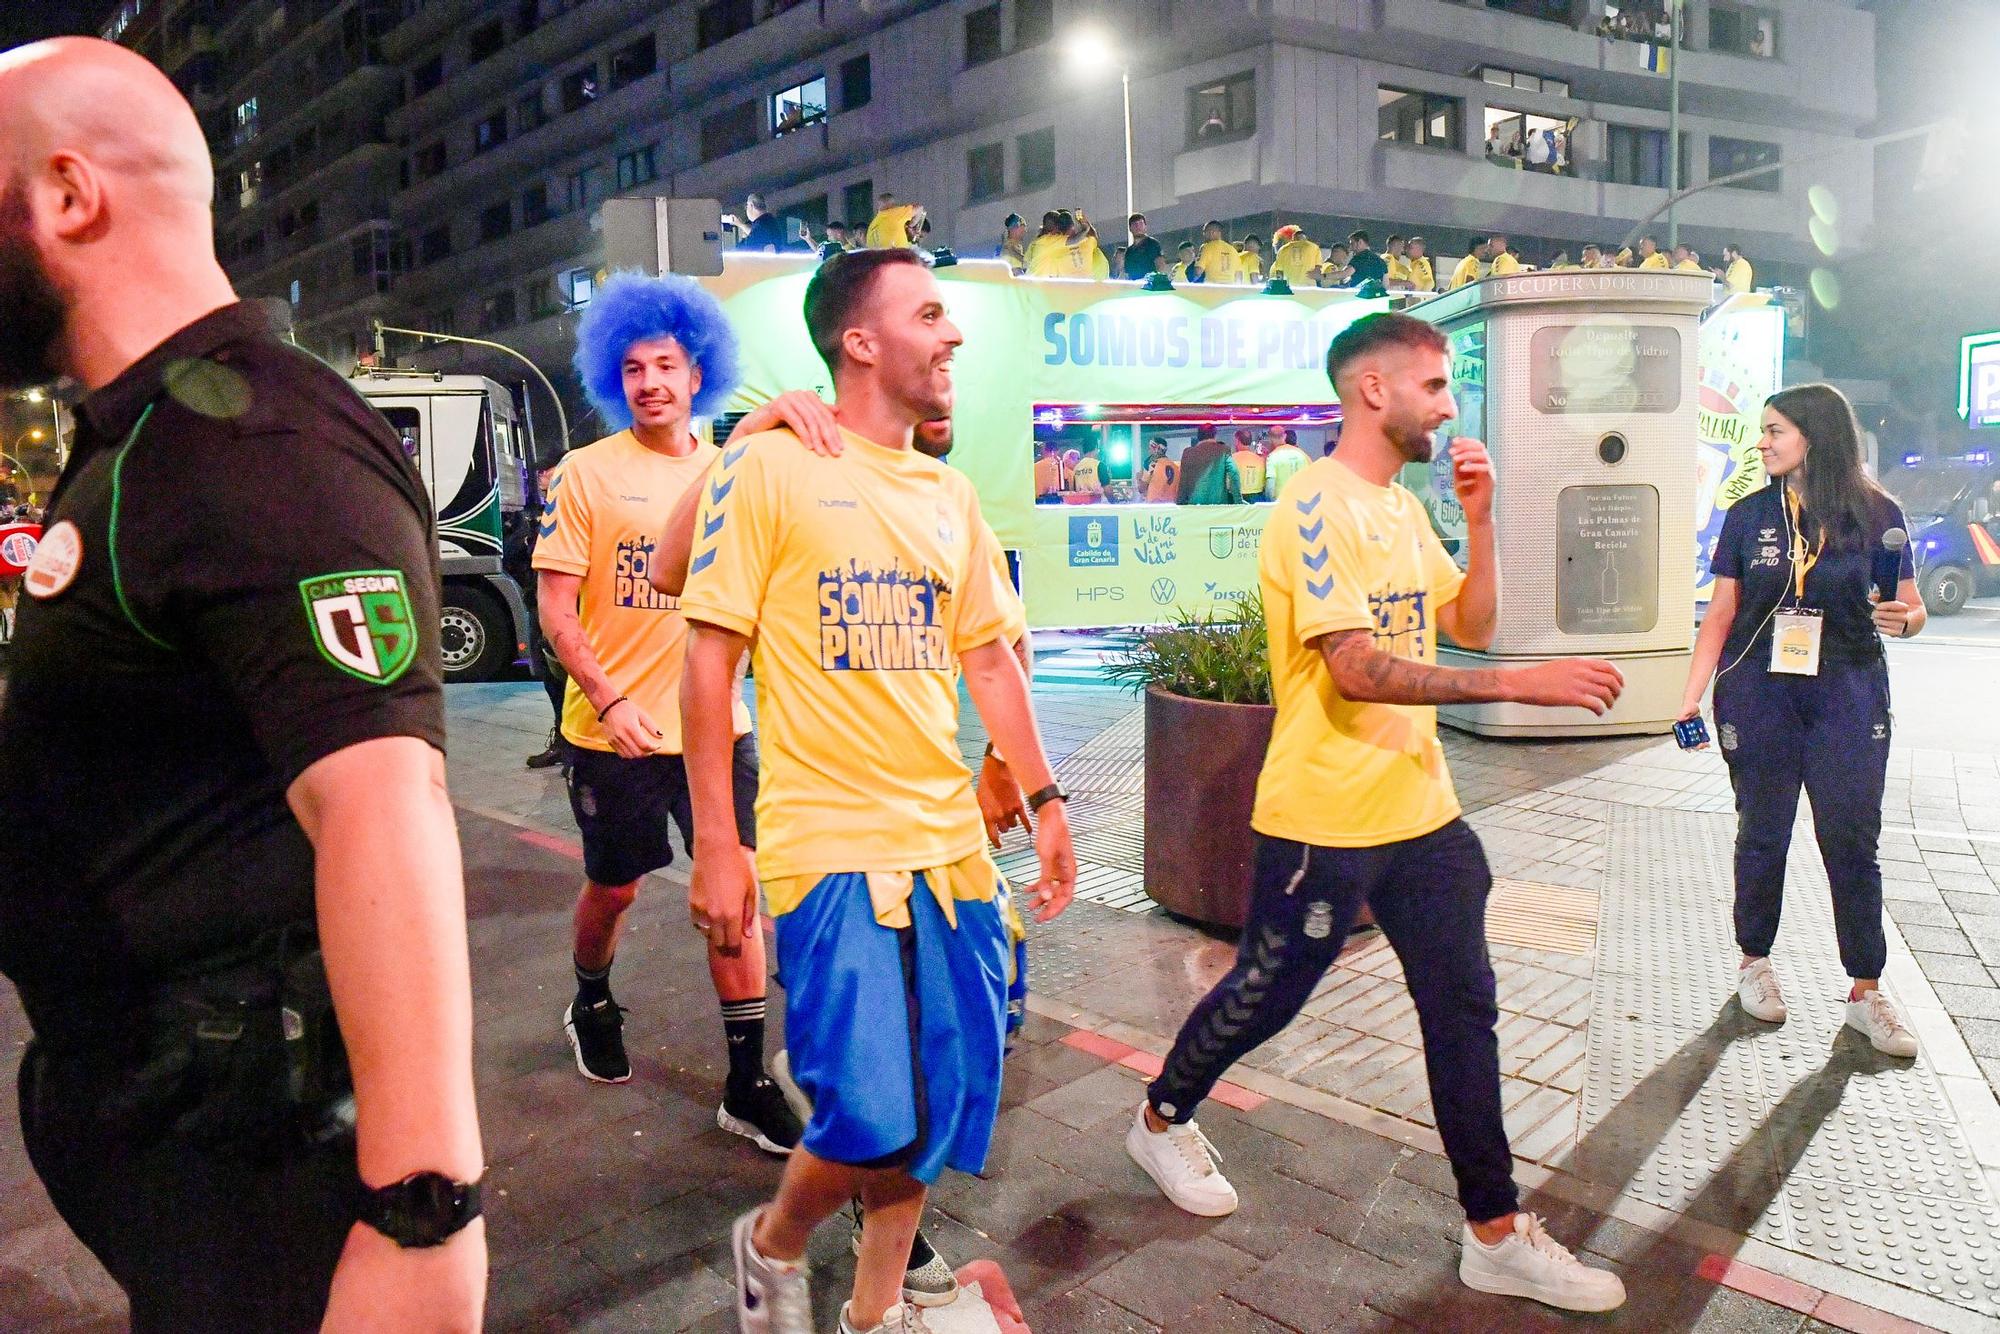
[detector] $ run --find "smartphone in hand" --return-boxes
[1673,715,1711,750]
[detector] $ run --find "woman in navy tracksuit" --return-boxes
[1679,383,1926,1057]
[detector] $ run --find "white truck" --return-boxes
[351,370,538,682]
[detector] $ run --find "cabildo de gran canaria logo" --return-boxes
[300,569,416,684]
[817,558,950,671]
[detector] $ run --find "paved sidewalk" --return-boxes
[5,676,2000,1331]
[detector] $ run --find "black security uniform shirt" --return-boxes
[0,304,444,1036]
[1711,481,1913,668]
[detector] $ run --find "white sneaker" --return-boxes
[1737,957,1787,1023]
[1846,989,1919,1058]
[1124,1102,1239,1217]
[1459,1213,1627,1313]
[732,1209,814,1334]
[840,1300,937,1333]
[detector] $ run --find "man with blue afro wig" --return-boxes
[531,269,804,1156]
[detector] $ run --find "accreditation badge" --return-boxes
[1770,609,1823,677]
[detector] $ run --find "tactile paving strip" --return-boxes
[1586,805,2000,1318]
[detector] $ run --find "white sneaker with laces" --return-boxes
[1846,989,1919,1058]
[1124,1102,1239,1217]
[1737,957,1787,1023]
[731,1209,814,1334]
[839,1300,937,1333]
[1458,1213,1627,1313]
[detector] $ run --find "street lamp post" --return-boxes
[372,321,572,458]
[1066,29,1134,226]
[1667,0,1682,249]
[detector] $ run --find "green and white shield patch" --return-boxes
[300,569,418,684]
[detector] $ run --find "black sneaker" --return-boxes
[564,997,630,1083]
[847,1201,960,1308]
[525,727,563,769]
[720,1075,803,1154]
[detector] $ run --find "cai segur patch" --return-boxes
[299,569,418,684]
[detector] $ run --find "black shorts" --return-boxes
[562,734,759,887]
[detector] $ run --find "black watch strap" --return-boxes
[357,1171,483,1249]
[1026,783,1067,813]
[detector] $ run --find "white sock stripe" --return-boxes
[721,1000,767,1021]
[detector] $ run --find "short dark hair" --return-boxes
[1284,428,1298,444]
[1204,219,1223,231]
[1196,423,1218,440]
[1466,234,1488,248]
[1129,213,1146,225]
[1325,312,1450,392]
[828,220,849,232]
[1177,240,1196,253]
[1348,230,1370,246]
[1149,435,1167,447]
[1234,428,1254,446]
[1724,241,1743,256]
[1386,233,1403,246]
[802,248,929,374]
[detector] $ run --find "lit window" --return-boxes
[232,96,260,148]
[563,267,595,307]
[771,76,826,136]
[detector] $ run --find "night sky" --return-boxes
[1,0,100,49]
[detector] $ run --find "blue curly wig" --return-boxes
[573,270,741,430]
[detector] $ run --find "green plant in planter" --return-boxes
[1102,594,1272,706]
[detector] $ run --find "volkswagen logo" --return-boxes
[1150,577,1177,605]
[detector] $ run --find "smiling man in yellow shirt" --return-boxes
[535,273,803,1156]
[681,249,1076,1334]
[1126,312,1630,1316]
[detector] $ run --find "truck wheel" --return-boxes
[440,585,512,683]
[1921,563,1972,617]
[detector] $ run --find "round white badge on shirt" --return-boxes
[23,520,82,600]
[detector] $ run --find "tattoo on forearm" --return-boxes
[1321,630,1506,705]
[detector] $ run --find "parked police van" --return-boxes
[352,369,536,681]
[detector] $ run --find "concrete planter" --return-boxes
[1141,686,1275,930]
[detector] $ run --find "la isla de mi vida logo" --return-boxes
[818,558,951,671]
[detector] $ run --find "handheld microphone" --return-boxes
[1872,527,1908,603]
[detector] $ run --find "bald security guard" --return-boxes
[0,39,484,1332]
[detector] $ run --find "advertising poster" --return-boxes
[1018,505,1275,630]
[1693,302,1785,599]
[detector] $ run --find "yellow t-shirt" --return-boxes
[1407,256,1435,292]
[1197,239,1240,284]
[1032,232,1096,276]
[1448,254,1482,289]
[1033,454,1062,497]
[1087,239,1110,279]
[1639,252,1669,270]
[1232,448,1266,497]
[1143,458,1180,503]
[1272,239,1323,286]
[1071,456,1103,494]
[680,428,1014,884]
[1724,257,1754,293]
[1385,254,1411,283]
[1170,261,1191,283]
[1236,249,1265,281]
[531,430,751,753]
[865,205,918,248]
[1489,251,1522,276]
[1253,458,1467,847]
[1674,259,1707,273]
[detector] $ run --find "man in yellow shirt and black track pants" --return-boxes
[680,249,1076,1334]
[534,273,805,1157]
[1125,312,1632,1316]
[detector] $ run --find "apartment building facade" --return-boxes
[111,0,1878,453]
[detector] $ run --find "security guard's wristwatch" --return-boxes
[357,1171,483,1248]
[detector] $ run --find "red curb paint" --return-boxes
[1208,1080,1268,1112]
[1061,1030,1137,1063]
[1696,1255,1823,1314]
[517,829,584,860]
[1115,1050,1165,1078]
[1811,1294,1945,1334]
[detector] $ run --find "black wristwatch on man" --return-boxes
[357,1171,483,1248]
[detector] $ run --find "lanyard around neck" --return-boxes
[1782,487,1822,602]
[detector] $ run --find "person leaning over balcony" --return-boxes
[1677,383,1925,1059]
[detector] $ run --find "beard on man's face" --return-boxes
[1384,409,1436,465]
[913,419,953,459]
[0,187,70,392]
